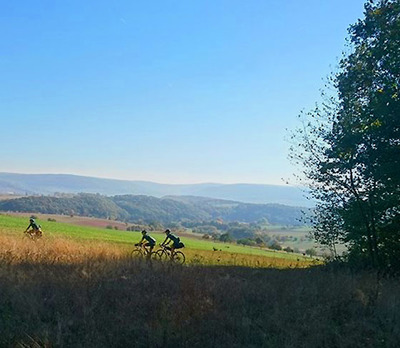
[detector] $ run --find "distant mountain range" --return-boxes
[0,173,311,207]
[0,193,308,226]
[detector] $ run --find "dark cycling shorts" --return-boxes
[145,242,155,248]
[173,242,184,249]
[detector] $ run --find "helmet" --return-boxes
[164,229,171,234]
[141,230,147,235]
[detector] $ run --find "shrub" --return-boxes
[284,246,294,253]
[268,240,282,251]
[237,238,256,246]
[305,248,317,257]
[219,233,233,243]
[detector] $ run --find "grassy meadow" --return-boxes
[1,213,399,347]
[0,214,314,267]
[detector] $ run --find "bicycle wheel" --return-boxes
[33,231,42,241]
[23,232,40,241]
[172,251,185,265]
[23,232,32,241]
[148,251,160,261]
[156,249,169,261]
[131,249,144,259]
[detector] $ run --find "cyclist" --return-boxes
[161,229,184,257]
[136,230,156,254]
[25,217,42,237]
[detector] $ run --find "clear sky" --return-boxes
[1,0,366,184]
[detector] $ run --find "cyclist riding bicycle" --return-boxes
[25,217,42,237]
[136,230,156,254]
[161,229,184,257]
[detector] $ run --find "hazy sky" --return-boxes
[1,0,366,184]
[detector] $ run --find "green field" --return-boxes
[0,213,313,265]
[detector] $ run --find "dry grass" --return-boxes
[1,235,399,347]
[184,249,317,268]
[0,231,315,268]
[0,235,127,265]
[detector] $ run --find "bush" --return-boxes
[254,237,265,246]
[237,238,256,246]
[305,248,317,257]
[268,240,282,251]
[219,233,233,243]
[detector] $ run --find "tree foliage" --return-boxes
[0,194,307,226]
[291,0,400,271]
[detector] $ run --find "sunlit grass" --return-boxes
[0,215,399,347]
[184,249,316,268]
[0,213,315,267]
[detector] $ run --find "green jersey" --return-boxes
[166,233,180,243]
[141,234,156,244]
[28,221,41,230]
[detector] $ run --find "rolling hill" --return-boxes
[0,193,308,226]
[0,173,311,207]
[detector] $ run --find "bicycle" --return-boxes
[23,229,43,241]
[130,243,159,260]
[156,244,186,264]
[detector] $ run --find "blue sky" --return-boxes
[1,0,366,184]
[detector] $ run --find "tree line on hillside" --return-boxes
[0,193,308,226]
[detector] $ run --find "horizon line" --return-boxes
[0,171,299,188]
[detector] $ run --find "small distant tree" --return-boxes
[254,237,265,246]
[219,233,233,243]
[211,232,220,240]
[237,238,256,246]
[305,248,317,257]
[284,246,294,253]
[195,225,219,235]
[146,221,159,231]
[268,240,282,251]
[169,222,182,230]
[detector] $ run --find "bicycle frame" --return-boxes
[131,243,158,260]
[156,245,185,264]
[24,229,42,241]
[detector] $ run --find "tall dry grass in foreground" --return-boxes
[0,235,399,347]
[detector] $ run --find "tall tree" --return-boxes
[291,0,400,271]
